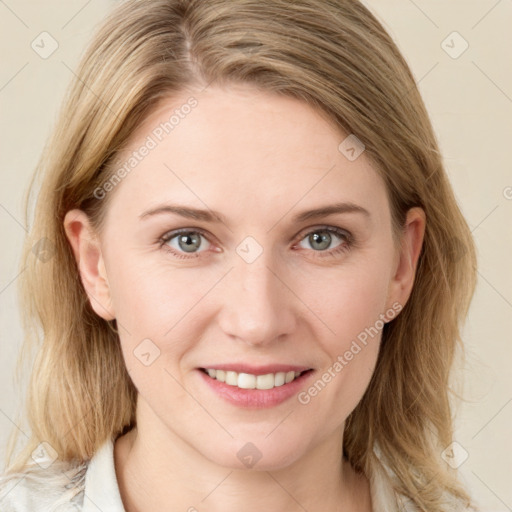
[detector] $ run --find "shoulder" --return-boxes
[367,452,418,512]
[0,438,124,512]
[368,445,476,512]
[0,459,88,512]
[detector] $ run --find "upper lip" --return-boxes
[199,364,313,376]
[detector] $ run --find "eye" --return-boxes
[295,226,353,258]
[159,229,212,259]
[159,225,353,260]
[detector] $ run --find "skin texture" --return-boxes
[64,83,425,512]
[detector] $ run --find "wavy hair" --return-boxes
[2,1,477,510]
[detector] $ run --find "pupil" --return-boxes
[179,233,200,252]
[311,231,331,250]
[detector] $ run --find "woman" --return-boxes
[0,0,478,510]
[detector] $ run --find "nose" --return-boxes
[217,250,297,347]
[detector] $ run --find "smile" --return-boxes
[201,368,310,390]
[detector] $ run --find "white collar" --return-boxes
[80,438,413,512]
[82,439,125,512]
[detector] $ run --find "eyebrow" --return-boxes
[139,201,370,224]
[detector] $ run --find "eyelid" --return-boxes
[160,227,217,249]
[294,224,352,243]
[161,224,351,243]
[160,224,354,258]
[160,226,211,242]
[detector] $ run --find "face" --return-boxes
[65,83,423,470]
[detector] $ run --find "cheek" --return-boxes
[296,252,393,350]
[296,279,384,432]
[106,256,225,396]
[297,346,380,441]
[291,253,392,412]
[107,254,213,336]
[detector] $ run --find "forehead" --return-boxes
[104,84,388,225]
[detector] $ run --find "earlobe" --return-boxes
[388,207,426,310]
[63,209,115,321]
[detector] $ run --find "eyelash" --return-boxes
[158,226,354,260]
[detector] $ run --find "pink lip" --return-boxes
[196,368,314,409]
[199,364,311,376]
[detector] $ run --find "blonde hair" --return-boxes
[3,1,477,510]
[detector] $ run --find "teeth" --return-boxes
[204,369,305,390]
[238,373,256,389]
[274,372,285,387]
[225,371,238,386]
[256,374,274,390]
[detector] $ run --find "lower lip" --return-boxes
[197,369,314,409]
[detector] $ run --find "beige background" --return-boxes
[1,1,511,511]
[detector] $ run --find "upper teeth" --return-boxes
[205,369,302,390]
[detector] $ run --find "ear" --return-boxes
[63,209,115,321]
[386,207,426,311]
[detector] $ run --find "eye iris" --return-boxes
[309,231,331,251]
[178,232,202,252]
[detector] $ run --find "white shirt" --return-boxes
[0,438,420,511]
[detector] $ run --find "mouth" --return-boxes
[199,367,314,390]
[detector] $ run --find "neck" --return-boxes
[114,403,371,512]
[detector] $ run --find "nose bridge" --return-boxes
[218,244,295,345]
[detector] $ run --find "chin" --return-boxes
[197,434,307,471]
